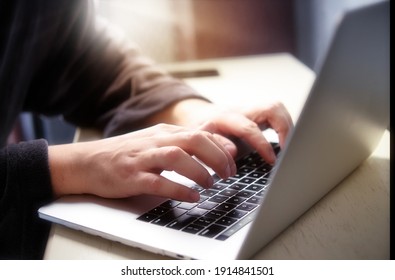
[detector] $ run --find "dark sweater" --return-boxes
[0,0,203,259]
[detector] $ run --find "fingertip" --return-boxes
[224,143,237,158]
[264,146,277,165]
[188,190,200,202]
[206,176,214,188]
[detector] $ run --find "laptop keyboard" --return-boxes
[137,143,280,241]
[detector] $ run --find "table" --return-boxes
[44,53,390,259]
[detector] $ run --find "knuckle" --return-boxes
[269,101,285,114]
[186,130,211,144]
[200,120,217,132]
[155,123,171,131]
[156,123,166,128]
[116,158,137,180]
[163,146,184,160]
[242,121,259,134]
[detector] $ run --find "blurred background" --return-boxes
[8,0,384,145]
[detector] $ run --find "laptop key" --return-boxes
[258,164,273,173]
[220,189,238,197]
[198,201,218,210]
[225,196,246,205]
[160,200,180,209]
[182,224,204,234]
[256,190,266,197]
[229,183,248,191]
[212,183,228,191]
[197,195,209,203]
[238,167,254,174]
[152,208,186,226]
[201,189,218,197]
[199,224,226,238]
[216,216,238,226]
[212,174,221,183]
[219,178,237,185]
[147,206,169,215]
[215,203,237,212]
[216,211,257,241]
[191,185,205,192]
[187,208,208,217]
[249,171,265,178]
[239,177,256,185]
[246,184,265,192]
[208,195,228,203]
[166,215,196,230]
[236,190,255,198]
[194,217,216,227]
[205,209,226,219]
[177,202,198,210]
[229,173,243,179]
[247,196,262,204]
[256,178,269,185]
[226,209,248,219]
[236,203,257,212]
[137,213,157,222]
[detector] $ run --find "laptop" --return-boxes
[39,1,389,260]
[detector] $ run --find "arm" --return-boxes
[48,101,292,201]
[24,2,208,136]
[19,0,292,203]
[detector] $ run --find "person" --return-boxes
[0,0,293,259]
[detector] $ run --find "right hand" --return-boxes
[48,123,236,202]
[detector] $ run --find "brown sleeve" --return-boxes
[88,17,210,137]
[24,1,208,137]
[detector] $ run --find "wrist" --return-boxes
[146,98,226,128]
[48,143,87,197]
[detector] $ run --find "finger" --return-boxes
[138,173,201,202]
[143,146,215,188]
[212,133,238,158]
[201,114,277,164]
[188,131,236,178]
[244,102,293,149]
[159,130,236,179]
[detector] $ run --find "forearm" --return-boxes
[75,16,213,135]
[143,98,227,128]
[20,1,207,136]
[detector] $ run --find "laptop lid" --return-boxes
[237,0,389,259]
[39,1,389,260]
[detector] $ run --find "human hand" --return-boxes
[198,101,293,164]
[48,124,236,202]
[147,99,292,164]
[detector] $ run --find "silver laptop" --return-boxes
[39,1,389,260]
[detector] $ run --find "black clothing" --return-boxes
[0,140,52,259]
